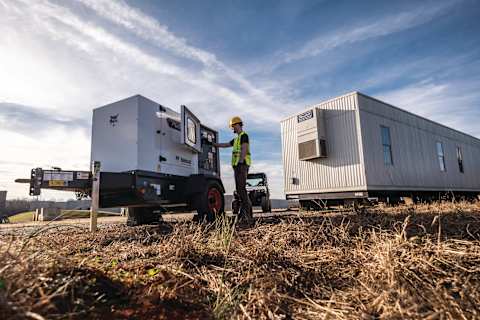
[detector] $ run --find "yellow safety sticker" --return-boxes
[49,180,67,187]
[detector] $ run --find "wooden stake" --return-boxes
[90,161,101,232]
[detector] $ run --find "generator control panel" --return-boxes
[199,126,220,176]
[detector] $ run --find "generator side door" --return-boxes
[181,105,202,153]
[198,125,220,176]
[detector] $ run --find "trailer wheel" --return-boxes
[261,196,271,213]
[193,180,225,222]
[299,200,311,211]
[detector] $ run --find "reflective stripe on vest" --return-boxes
[232,131,251,167]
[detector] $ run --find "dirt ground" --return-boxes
[0,209,295,234]
[1,202,480,319]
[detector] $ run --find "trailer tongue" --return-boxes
[16,95,225,225]
[23,168,92,198]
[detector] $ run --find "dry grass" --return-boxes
[1,201,480,319]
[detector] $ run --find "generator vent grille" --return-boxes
[298,140,317,160]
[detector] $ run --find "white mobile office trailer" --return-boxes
[281,91,480,205]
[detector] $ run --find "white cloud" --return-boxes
[76,0,218,66]
[0,0,292,199]
[0,103,89,137]
[76,0,285,114]
[377,79,480,138]
[277,0,460,66]
[1,0,291,126]
[0,127,90,200]
[62,0,289,125]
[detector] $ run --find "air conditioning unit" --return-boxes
[296,108,327,160]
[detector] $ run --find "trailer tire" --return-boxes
[299,200,311,211]
[193,180,225,223]
[261,196,271,213]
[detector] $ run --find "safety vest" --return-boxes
[232,131,251,167]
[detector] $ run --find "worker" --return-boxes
[214,116,253,223]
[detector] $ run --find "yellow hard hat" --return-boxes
[229,116,243,128]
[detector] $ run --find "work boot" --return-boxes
[238,209,255,227]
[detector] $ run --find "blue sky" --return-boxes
[0,0,479,199]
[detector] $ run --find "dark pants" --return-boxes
[234,164,252,218]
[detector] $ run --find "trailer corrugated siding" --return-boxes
[281,93,367,195]
[358,94,480,191]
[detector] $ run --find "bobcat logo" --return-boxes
[109,114,119,127]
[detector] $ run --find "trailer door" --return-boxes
[181,105,202,152]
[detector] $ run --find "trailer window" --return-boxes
[187,118,197,144]
[457,146,464,173]
[436,142,446,172]
[380,126,393,166]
